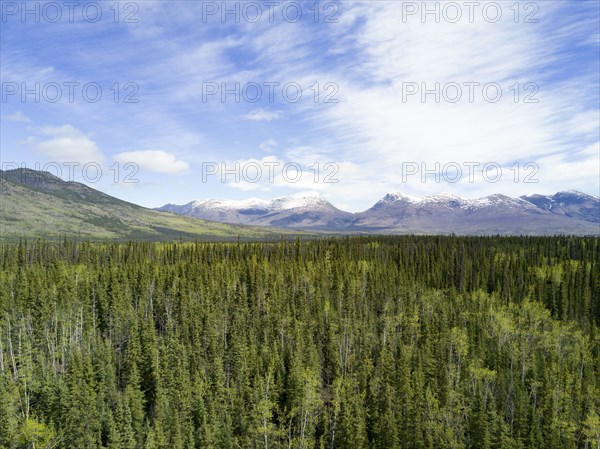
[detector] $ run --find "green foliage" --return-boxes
[0,174,301,243]
[0,236,598,448]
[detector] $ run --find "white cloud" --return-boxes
[259,138,277,152]
[241,109,283,121]
[227,181,269,192]
[34,125,104,163]
[3,1,596,211]
[113,150,189,175]
[3,111,32,123]
[216,154,358,197]
[264,2,600,209]
[534,142,600,193]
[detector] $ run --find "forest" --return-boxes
[0,236,598,449]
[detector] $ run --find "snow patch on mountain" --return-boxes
[158,190,599,233]
[379,192,540,210]
[185,194,331,213]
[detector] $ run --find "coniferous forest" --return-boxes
[0,236,599,449]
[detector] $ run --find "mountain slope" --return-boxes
[520,191,600,223]
[0,169,296,242]
[353,192,598,235]
[6,167,594,239]
[159,191,600,235]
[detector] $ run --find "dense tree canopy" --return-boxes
[0,236,598,448]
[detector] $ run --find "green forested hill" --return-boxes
[0,169,293,242]
[0,236,599,448]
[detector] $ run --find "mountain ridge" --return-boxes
[0,168,299,242]
[1,168,597,237]
[157,191,600,235]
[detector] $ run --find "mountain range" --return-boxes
[0,168,293,242]
[1,168,597,238]
[158,191,600,235]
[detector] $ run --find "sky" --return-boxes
[1,0,599,212]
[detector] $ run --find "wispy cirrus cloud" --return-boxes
[1,1,597,210]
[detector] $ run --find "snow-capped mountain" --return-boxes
[352,192,570,234]
[158,195,354,230]
[520,191,599,223]
[157,191,600,235]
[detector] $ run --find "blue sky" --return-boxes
[1,0,599,212]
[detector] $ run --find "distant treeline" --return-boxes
[0,236,598,448]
